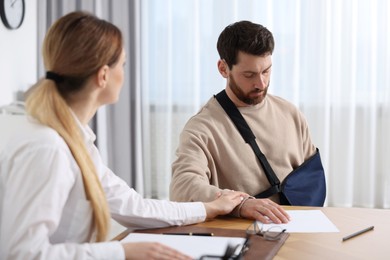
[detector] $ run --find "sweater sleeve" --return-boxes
[170,128,222,202]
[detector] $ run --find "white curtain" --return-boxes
[139,0,390,208]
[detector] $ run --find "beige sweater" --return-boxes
[170,93,316,203]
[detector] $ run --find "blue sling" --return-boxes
[215,90,326,206]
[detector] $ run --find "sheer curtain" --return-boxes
[140,0,390,208]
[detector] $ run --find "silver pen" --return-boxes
[342,226,374,241]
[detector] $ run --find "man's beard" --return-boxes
[228,74,269,105]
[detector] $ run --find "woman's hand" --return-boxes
[203,190,246,219]
[122,242,192,260]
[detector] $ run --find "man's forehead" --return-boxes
[233,52,272,72]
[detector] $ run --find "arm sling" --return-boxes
[215,90,326,206]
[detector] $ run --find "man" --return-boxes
[170,21,317,224]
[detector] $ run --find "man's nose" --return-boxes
[254,75,267,90]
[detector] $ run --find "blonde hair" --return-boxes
[26,11,123,242]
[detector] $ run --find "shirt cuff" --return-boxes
[182,201,207,225]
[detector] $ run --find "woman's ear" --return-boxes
[217,59,229,78]
[97,65,110,88]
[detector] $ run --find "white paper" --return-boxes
[122,233,246,259]
[259,210,339,233]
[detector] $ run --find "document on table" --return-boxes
[122,233,245,259]
[259,210,339,233]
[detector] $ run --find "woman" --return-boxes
[0,11,245,260]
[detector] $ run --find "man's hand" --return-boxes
[239,198,290,224]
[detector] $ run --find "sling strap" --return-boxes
[215,90,281,198]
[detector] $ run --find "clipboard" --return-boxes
[127,225,289,260]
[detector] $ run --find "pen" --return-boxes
[162,232,214,236]
[342,226,374,242]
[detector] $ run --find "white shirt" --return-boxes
[0,115,206,260]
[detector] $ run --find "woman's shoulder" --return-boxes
[3,115,69,154]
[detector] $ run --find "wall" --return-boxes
[0,0,38,106]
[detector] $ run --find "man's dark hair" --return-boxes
[217,21,274,69]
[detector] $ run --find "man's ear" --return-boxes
[217,59,229,78]
[96,65,110,88]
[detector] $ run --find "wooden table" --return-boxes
[115,206,389,259]
[195,206,390,259]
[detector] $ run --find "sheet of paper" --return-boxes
[122,233,246,259]
[259,210,339,233]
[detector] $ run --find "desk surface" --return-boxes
[194,206,390,259]
[115,206,390,259]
